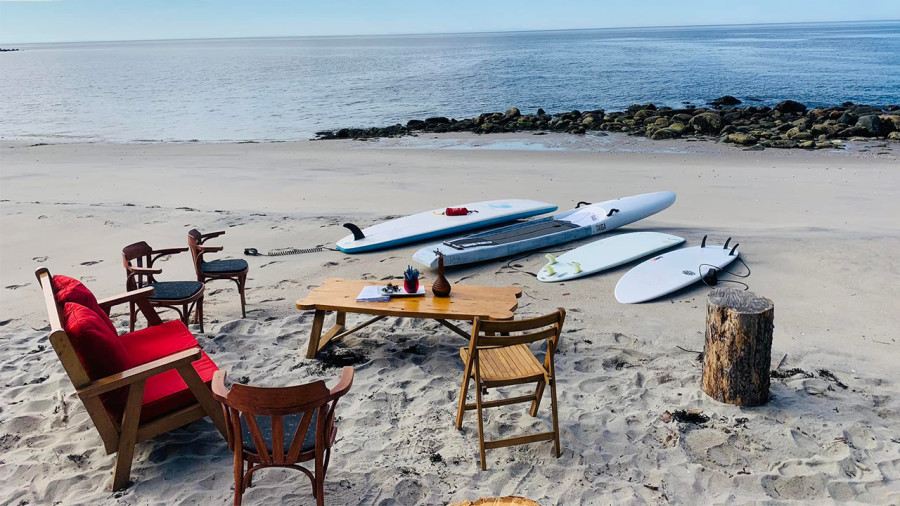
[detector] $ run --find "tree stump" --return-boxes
[702,288,774,406]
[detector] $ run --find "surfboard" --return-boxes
[412,191,676,268]
[614,236,740,303]
[536,232,685,282]
[335,199,557,253]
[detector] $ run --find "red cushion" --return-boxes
[61,302,131,380]
[118,321,218,422]
[53,275,118,336]
[61,303,131,414]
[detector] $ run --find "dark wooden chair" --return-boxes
[187,229,250,318]
[456,309,565,470]
[122,241,205,333]
[212,367,354,506]
[35,267,227,491]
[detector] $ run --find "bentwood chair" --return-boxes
[212,367,354,506]
[187,229,250,318]
[122,241,205,332]
[35,267,226,491]
[456,309,565,470]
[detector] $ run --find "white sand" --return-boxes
[1,135,898,504]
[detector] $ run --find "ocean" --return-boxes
[1,21,898,143]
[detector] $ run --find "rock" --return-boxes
[536,108,546,116]
[654,117,670,127]
[838,111,858,125]
[766,139,799,149]
[424,117,450,126]
[504,107,521,119]
[668,122,689,134]
[879,114,900,132]
[634,109,656,122]
[885,105,899,111]
[856,115,884,136]
[836,126,868,138]
[888,131,900,140]
[582,116,597,127]
[775,100,807,114]
[725,133,757,145]
[650,128,681,140]
[406,119,426,129]
[798,140,816,149]
[689,113,724,135]
[708,95,742,106]
[811,124,839,137]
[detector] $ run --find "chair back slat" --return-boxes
[122,241,155,289]
[242,413,273,463]
[478,311,563,334]
[476,326,559,348]
[286,409,318,462]
[271,415,285,461]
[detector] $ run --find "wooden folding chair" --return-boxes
[456,309,565,470]
[35,267,227,490]
[213,367,354,506]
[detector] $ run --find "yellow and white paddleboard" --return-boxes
[537,232,684,282]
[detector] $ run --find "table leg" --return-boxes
[306,309,326,359]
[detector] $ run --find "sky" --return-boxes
[1,0,899,44]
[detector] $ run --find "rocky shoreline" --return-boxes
[315,98,900,149]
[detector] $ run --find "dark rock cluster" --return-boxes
[315,98,900,149]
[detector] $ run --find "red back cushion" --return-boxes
[53,275,118,336]
[61,302,132,379]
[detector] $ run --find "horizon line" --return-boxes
[2,18,898,46]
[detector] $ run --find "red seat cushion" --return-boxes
[118,321,218,423]
[53,275,118,336]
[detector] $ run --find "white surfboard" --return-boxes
[335,199,557,253]
[413,191,676,268]
[537,232,685,282]
[615,237,740,303]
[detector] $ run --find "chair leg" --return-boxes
[182,303,190,326]
[474,365,487,471]
[238,274,247,318]
[550,378,561,458]
[530,379,546,417]
[129,301,137,333]
[233,450,244,506]
[196,296,204,333]
[112,381,145,491]
[456,366,472,430]
[314,450,325,506]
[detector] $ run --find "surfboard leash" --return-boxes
[699,257,751,290]
[244,245,338,257]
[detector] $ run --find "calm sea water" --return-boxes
[1,21,898,143]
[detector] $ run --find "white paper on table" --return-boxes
[356,285,390,302]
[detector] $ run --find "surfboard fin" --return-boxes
[545,265,555,276]
[545,254,557,265]
[723,237,732,249]
[729,243,740,256]
[343,223,365,241]
[572,261,582,274]
[701,235,708,248]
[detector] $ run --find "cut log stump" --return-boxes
[702,288,774,406]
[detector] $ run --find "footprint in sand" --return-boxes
[32,256,48,262]
[5,284,29,290]
[80,260,102,266]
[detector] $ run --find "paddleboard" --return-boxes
[336,199,557,253]
[615,236,740,303]
[537,232,685,282]
[413,191,676,268]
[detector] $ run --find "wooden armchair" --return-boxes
[122,241,205,333]
[212,367,354,506]
[187,229,250,318]
[456,309,565,470]
[35,267,227,491]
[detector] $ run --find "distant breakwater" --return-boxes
[315,98,900,149]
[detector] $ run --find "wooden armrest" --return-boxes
[211,370,228,401]
[328,366,354,398]
[97,286,156,312]
[151,247,189,256]
[126,266,163,275]
[77,348,202,398]
[198,231,226,244]
[198,245,224,253]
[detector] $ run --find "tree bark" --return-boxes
[702,288,774,406]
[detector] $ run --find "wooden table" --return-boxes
[296,278,522,359]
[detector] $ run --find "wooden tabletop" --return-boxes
[296,278,522,320]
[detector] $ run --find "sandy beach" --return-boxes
[1,134,898,504]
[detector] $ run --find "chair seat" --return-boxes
[148,281,203,301]
[460,344,545,386]
[241,409,320,455]
[201,259,248,274]
[117,321,219,422]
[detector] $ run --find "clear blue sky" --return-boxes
[1,0,898,44]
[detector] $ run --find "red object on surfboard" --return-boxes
[446,207,469,216]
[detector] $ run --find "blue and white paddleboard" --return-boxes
[413,191,676,268]
[615,237,740,303]
[537,232,685,282]
[335,199,557,253]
